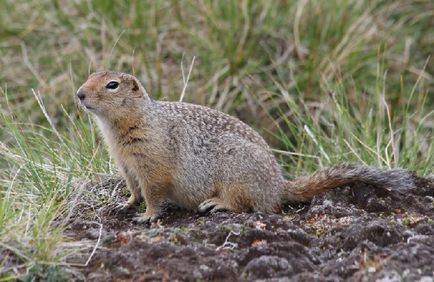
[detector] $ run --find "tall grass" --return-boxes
[0,87,112,279]
[0,0,433,279]
[271,65,433,175]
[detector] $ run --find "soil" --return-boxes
[65,174,434,281]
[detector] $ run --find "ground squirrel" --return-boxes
[76,71,415,222]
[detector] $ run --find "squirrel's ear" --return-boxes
[132,80,139,91]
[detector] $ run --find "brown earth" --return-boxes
[65,174,434,281]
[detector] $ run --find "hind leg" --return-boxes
[198,197,230,213]
[198,183,254,214]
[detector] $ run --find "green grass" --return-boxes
[0,0,433,279]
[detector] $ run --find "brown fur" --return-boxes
[213,182,254,212]
[77,71,415,222]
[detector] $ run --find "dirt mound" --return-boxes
[65,175,434,281]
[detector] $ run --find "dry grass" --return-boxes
[0,0,433,279]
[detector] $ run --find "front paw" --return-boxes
[115,201,136,211]
[105,201,136,216]
[114,195,140,212]
[132,211,160,223]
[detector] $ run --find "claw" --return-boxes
[209,205,227,213]
[198,199,227,214]
[116,202,135,211]
[110,193,142,215]
[132,211,159,223]
[104,201,135,216]
[198,199,216,213]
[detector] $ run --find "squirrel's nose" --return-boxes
[76,89,86,101]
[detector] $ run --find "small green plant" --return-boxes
[0,0,432,278]
[20,264,69,282]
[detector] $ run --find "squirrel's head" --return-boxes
[76,71,149,118]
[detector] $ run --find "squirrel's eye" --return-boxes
[106,81,120,89]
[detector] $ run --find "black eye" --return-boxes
[106,81,119,89]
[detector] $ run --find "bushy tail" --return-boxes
[284,164,415,203]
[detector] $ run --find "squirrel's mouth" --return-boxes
[80,101,95,111]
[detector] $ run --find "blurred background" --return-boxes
[0,1,433,278]
[1,0,433,172]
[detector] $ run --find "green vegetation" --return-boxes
[0,0,432,279]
